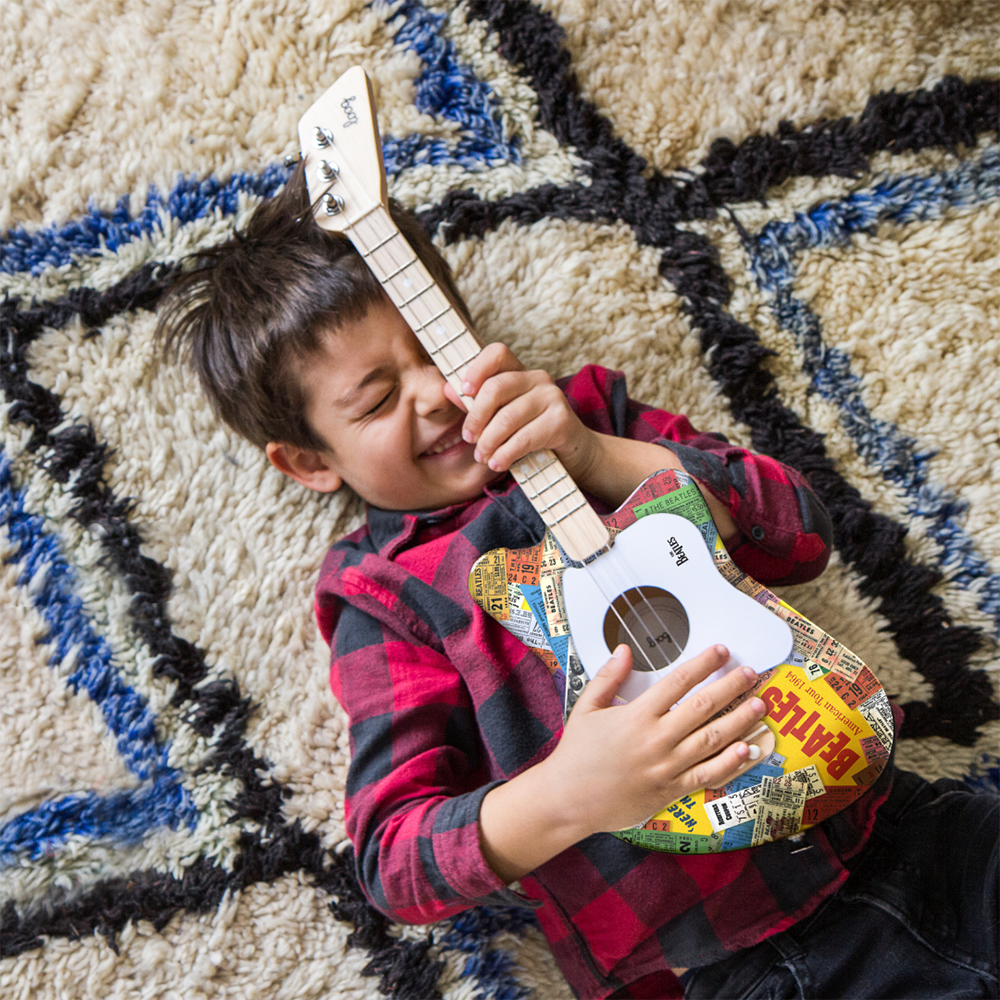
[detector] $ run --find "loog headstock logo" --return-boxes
[341,95,358,128]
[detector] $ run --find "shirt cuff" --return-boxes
[434,781,542,910]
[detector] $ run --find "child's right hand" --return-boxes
[477,643,768,884]
[542,643,768,838]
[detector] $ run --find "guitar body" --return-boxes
[469,468,893,853]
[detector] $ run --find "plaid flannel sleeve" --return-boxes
[559,365,833,585]
[323,576,532,924]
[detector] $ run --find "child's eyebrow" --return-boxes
[335,364,394,410]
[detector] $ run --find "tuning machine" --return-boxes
[313,125,334,148]
[322,193,345,216]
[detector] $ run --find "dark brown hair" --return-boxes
[156,160,472,451]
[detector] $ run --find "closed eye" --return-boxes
[363,387,395,417]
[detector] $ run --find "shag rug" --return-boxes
[2,1,998,997]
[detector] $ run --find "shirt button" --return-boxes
[751,525,766,541]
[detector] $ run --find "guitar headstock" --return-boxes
[297,66,388,232]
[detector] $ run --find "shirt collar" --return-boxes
[366,474,527,558]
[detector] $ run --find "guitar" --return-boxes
[297,67,893,853]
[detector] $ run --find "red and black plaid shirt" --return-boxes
[316,365,890,998]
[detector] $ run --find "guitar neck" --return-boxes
[344,204,610,563]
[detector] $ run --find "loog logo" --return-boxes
[341,95,359,128]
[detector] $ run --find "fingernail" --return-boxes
[714,644,728,657]
[742,666,756,682]
[474,450,483,463]
[747,744,761,761]
[750,698,765,715]
[488,458,500,471]
[462,427,472,442]
[735,743,749,759]
[461,381,474,395]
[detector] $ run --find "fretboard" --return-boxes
[343,203,610,563]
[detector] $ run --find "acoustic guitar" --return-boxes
[297,67,893,853]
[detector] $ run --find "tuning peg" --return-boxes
[318,160,339,182]
[313,126,334,148]
[323,193,344,216]
[284,153,301,167]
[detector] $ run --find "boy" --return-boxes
[158,163,998,999]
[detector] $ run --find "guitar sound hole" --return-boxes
[603,586,690,672]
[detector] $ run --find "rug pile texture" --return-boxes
[2,1,998,997]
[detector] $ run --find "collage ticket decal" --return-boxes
[800,658,828,681]
[540,532,565,575]
[860,734,889,764]
[470,548,509,619]
[824,667,882,711]
[705,764,824,834]
[802,785,860,825]
[750,775,809,846]
[705,786,758,833]
[619,828,724,853]
[470,461,892,853]
[540,570,571,638]
[633,482,707,524]
[858,689,894,751]
[607,468,685,536]
[713,546,747,587]
[506,542,544,586]
[564,646,587,713]
[505,583,549,650]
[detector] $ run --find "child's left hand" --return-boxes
[448,343,739,537]
[446,343,600,483]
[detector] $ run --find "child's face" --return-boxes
[289,299,502,510]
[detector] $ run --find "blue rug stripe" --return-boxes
[439,906,538,1000]
[0,450,197,839]
[384,0,520,174]
[0,165,291,277]
[0,775,195,867]
[747,148,1000,635]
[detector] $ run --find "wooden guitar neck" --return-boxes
[299,74,609,564]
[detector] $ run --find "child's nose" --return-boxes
[413,367,450,417]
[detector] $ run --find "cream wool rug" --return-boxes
[2,1,998,997]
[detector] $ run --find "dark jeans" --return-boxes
[684,770,999,999]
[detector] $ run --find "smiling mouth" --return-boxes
[421,430,466,458]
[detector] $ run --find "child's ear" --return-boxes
[265,441,343,493]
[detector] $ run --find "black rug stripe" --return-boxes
[2,273,443,998]
[699,74,998,205]
[442,2,998,744]
[0,836,443,1000]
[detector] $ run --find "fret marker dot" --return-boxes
[436,325,446,336]
[402,278,413,287]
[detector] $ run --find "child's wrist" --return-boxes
[557,426,603,494]
[532,746,602,845]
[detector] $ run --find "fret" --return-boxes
[398,283,435,308]
[427,328,469,354]
[360,230,400,257]
[383,257,419,281]
[411,305,452,332]
[518,472,569,502]
[536,471,569,493]
[340,201,382,231]
[439,351,480,378]
[517,456,559,481]
[552,499,589,524]
[537,485,580,513]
